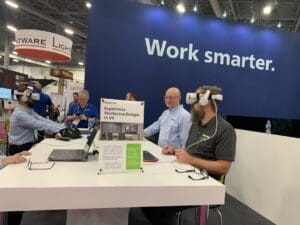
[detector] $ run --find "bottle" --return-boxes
[265,120,271,134]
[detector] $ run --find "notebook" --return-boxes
[48,126,99,162]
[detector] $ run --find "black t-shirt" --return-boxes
[186,115,236,162]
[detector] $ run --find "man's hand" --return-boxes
[79,115,88,121]
[67,115,78,121]
[55,133,62,139]
[162,145,175,155]
[17,151,31,156]
[3,152,31,166]
[175,149,193,164]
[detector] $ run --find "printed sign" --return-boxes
[98,141,143,173]
[100,98,144,124]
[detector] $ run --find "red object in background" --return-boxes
[16,49,70,61]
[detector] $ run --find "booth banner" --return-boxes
[86,0,300,122]
[100,98,144,124]
[98,141,143,174]
[15,29,73,61]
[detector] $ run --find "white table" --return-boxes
[0,137,225,225]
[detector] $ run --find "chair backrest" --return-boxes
[218,175,225,184]
[4,118,10,135]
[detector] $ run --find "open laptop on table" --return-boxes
[48,126,99,161]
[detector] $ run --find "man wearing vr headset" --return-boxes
[8,86,64,155]
[129,85,236,225]
[144,87,191,149]
[165,85,236,177]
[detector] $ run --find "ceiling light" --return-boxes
[45,60,51,64]
[7,25,17,32]
[223,11,227,18]
[193,5,198,12]
[64,28,74,35]
[277,22,282,28]
[86,2,92,9]
[12,41,16,45]
[250,17,255,23]
[263,5,272,15]
[78,62,84,66]
[160,1,165,6]
[12,51,18,55]
[176,3,186,14]
[5,1,19,9]
[13,59,19,63]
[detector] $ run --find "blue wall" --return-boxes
[86,0,300,126]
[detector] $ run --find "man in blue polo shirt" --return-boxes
[32,83,54,118]
[66,89,98,128]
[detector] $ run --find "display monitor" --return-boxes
[0,87,12,99]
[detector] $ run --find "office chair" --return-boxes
[176,175,225,225]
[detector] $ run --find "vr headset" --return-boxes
[14,89,40,101]
[60,127,81,139]
[186,90,223,106]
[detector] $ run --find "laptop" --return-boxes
[143,150,159,162]
[48,126,99,162]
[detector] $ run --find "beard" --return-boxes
[26,100,34,107]
[191,108,205,123]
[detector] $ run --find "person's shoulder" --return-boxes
[88,103,97,110]
[69,103,78,110]
[179,106,190,116]
[218,117,235,132]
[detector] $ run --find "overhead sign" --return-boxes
[15,29,73,61]
[50,68,73,79]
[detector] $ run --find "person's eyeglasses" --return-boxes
[175,167,209,181]
[27,159,55,170]
[163,96,178,100]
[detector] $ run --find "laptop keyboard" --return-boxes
[49,149,86,161]
[64,150,85,159]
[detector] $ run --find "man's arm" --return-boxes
[175,124,236,175]
[19,111,64,133]
[32,111,65,128]
[66,105,77,121]
[0,151,31,169]
[175,150,231,175]
[144,113,164,137]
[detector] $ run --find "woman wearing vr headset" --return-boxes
[8,86,65,156]
[129,85,236,225]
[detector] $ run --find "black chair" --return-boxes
[177,175,225,225]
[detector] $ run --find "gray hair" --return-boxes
[79,89,90,98]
